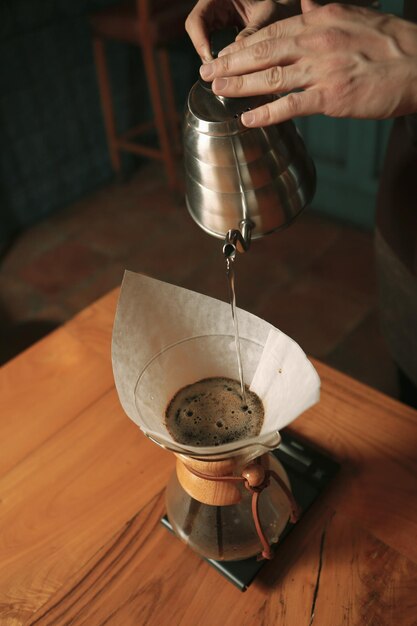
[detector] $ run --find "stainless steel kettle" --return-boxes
[183,31,316,256]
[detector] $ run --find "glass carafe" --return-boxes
[135,335,298,561]
[166,447,294,561]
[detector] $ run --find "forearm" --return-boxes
[391,16,417,115]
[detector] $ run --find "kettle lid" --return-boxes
[186,81,273,136]
[185,27,274,136]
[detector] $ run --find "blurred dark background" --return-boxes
[0,0,198,250]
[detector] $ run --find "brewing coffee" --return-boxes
[165,376,264,447]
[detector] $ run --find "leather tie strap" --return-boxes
[186,458,301,560]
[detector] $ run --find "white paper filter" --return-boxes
[112,271,320,453]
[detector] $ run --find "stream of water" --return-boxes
[226,255,247,407]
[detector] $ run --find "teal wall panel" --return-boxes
[295,0,403,230]
[297,117,392,230]
[381,0,403,15]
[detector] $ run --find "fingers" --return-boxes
[200,37,302,81]
[241,90,323,126]
[236,25,261,40]
[234,2,295,41]
[185,3,212,62]
[218,14,305,58]
[301,0,319,14]
[211,62,311,98]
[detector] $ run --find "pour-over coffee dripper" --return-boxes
[135,334,296,561]
[112,272,321,563]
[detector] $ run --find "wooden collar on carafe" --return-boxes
[176,454,301,560]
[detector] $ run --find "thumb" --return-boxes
[301,0,319,13]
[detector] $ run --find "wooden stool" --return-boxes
[90,0,193,190]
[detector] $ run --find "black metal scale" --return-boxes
[161,429,339,591]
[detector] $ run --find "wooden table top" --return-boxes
[1,289,417,625]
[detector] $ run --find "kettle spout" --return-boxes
[223,219,254,259]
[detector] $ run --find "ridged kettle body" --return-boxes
[184,81,316,240]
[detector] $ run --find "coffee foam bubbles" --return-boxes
[165,377,264,447]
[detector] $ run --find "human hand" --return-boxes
[185,0,300,62]
[199,0,417,126]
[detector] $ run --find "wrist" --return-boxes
[391,17,417,115]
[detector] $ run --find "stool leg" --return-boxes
[158,48,181,151]
[92,36,122,175]
[142,42,178,190]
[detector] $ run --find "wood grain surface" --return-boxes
[1,289,417,625]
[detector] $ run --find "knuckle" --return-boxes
[323,3,348,20]
[240,27,257,38]
[253,40,271,61]
[258,105,272,125]
[265,22,279,40]
[333,76,352,98]
[319,27,348,50]
[229,40,244,55]
[265,66,283,90]
[293,33,305,49]
[234,75,244,91]
[224,37,246,59]
[284,93,300,116]
[218,54,230,73]
[184,11,196,34]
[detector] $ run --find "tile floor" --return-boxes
[0,161,399,399]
